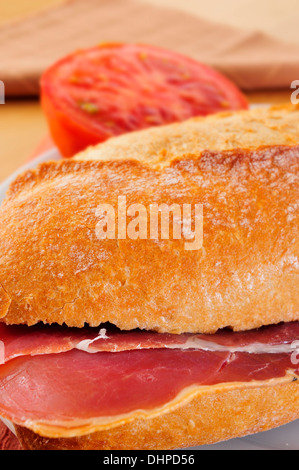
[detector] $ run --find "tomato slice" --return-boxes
[41,43,248,157]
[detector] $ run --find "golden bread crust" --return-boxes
[0,143,298,332]
[15,378,299,449]
[3,106,299,449]
[75,104,299,167]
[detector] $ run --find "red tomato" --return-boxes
[41,43,248,157]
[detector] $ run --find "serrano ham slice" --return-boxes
[0,348,297,438]
[0,322,298,437]
[0,321,298,364]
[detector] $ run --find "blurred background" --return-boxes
[0,0,298,180]
[1,0,299,43]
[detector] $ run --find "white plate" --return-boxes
[0,149,298,451]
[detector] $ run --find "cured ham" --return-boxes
[0,321,298,438]
[0,321,298,364]
[0,348,297,437]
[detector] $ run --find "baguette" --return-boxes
[0,143,298,333]
[0,104,298,450]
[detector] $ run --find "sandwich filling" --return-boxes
[0,321,298,438]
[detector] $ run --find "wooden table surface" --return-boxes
[0,0,294,182]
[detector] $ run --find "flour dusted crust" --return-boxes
[1,104,299,450]
[75,104,299,168]
[15,377,299,449]
[0,104,298,332]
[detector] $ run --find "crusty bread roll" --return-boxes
[0,104,298,450]
[0,105,298,333]
[15,376,299,450]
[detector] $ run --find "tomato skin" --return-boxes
[41,90,102,157]
[41,43,248,157]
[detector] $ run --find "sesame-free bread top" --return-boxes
[0,105,298,332]
[75,104,299,167]
[0,123,298,332]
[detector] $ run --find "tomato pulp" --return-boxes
[41,43,248,157]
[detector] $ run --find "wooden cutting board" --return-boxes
[1,0,299,95]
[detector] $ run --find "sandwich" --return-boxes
[0,104,298,450]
